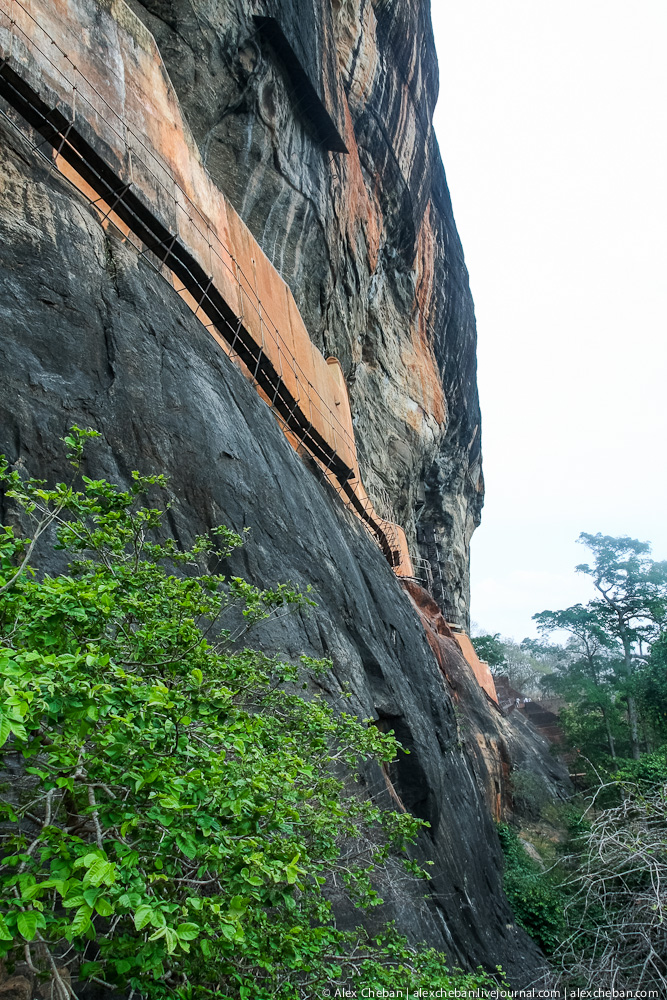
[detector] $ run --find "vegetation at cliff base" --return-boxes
[495,823,566,955]
[0,430,503,999]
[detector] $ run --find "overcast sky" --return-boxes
[430,0,667,641]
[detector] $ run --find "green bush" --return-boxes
[0,429,504,998]
[611,748,667,789]
[496,823,566,954]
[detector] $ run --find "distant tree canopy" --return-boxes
[471,633,506,669]
[475,534,667,768]
[533,533,667,764]
[471,633,563,694]
[478,536,667,996]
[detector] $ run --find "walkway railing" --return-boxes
[0,0,415,576]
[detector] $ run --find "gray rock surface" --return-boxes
[403,582,572,824]
[0,118,544,982]
[124,0,484,626]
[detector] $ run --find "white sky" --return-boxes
[430,0,667,640]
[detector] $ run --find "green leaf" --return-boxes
[164,926,178,954]
[0,914,12,942]
[8,719,27,742]
[174,833,198,859]
[133,905,154,931]
[0,716,13,747]
[17,910,46,941]
[69,904,92,937]
[117,892,141,909]
[62,895,85,909]
[84,859,116,887]
[73,852,99,870]
[94,897,114,917]
[0,800,18,822]
[83,888,99,907]
[80,961,104,977]
[176,922,200,941]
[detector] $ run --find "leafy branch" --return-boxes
[0,430,501,999]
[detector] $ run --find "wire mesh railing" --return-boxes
[410,555,434,594]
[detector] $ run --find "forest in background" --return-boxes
[473,534,667,993]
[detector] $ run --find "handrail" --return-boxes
[0,0,415,577]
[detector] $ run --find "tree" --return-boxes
[637,634,667,745]
[576,533,667,759]
[471,633,506,669]
[519,637,572,676]
[472,635,552,694]
[533,604,620,758]
[0,430,502,998]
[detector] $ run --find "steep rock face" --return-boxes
[0,119,542,981]
[403,584,572,823]
[124,0,483,625]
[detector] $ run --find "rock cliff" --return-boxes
[403,584,572,824]
[124,0,483,627]
[0,0,573,986]
[0,113,549,981]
